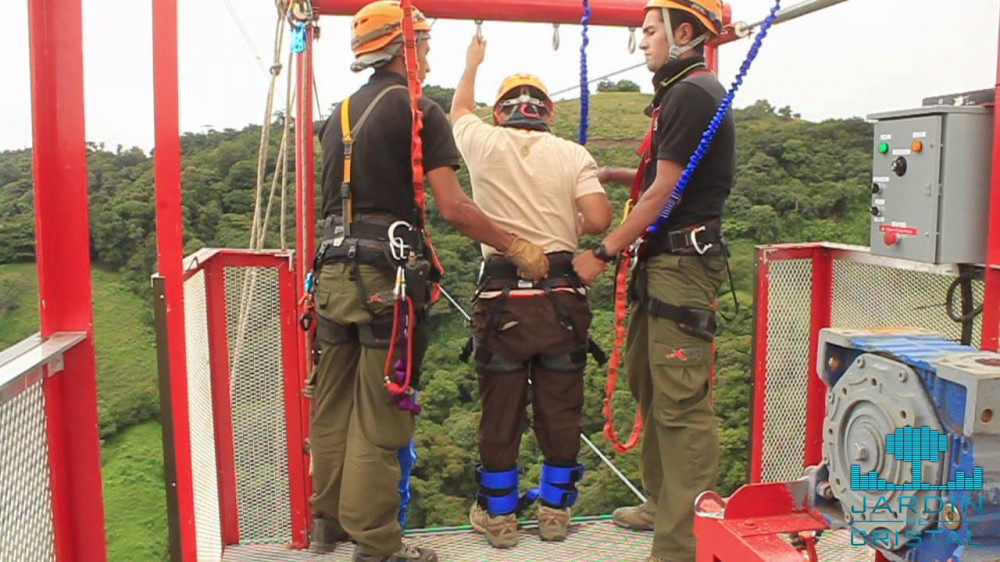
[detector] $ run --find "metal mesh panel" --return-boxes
[224,267,291,544]
[184,271,224,560]
[761,259,813,483]
[831,260,984,347]
[0,380,54,562]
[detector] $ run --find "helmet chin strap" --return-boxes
[662,7,709,62]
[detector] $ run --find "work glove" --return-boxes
[505,237,549,282]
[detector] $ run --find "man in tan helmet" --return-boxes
[573,1,734,561]
[450,37,612,550]
[308,2,549,560]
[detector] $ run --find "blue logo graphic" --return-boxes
[852,427,983,492]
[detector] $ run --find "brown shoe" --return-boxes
[612,502,655,531]
[469,503,518,548]
[309,516,348,553]
[537,504,571,541]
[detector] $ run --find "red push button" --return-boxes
[884,232,900,246]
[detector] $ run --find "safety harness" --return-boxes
[602,61,723,454]
[302,80,438,414]
[458,252,607,370]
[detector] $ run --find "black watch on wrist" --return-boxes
[591,242,615,263]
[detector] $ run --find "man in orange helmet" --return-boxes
[309,2,549,560]
[572,1,734,561]
[451,37,612,549]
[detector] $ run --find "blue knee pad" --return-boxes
[475,465,520,516]
[538,462,585,508]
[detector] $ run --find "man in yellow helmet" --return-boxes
[309,2,549,560]
[572,1,733,561]
[451,37,613,549]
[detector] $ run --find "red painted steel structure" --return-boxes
[205,264,240,545]
[152,0,199,558]
[27,0,108,559]
[314,0,647,26]
[804,247,832,467]
[982,11,1000,353]
[280,262,310,549]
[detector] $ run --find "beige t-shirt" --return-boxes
[452,113,606,257]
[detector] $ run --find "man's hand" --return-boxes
[573,250,608,286]
[466,36,486,68]
[505,237,549,281]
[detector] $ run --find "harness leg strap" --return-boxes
[524,462,586,509]
[647,297,717,342]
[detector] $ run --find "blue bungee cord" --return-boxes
[647,0,782,235]
[578,0,591,145]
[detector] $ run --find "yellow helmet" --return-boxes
[351,0,431,56]
[493,74,552,110]
[646,0,723,36]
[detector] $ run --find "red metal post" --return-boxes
[152,0,198,557]
[749,248,770,483]
[27,0,108,559]
[205,262,240,545]
[314,0,646,26]
[279,262,310,548]
[981,11,1000,352]
[304,28,316,273]
[804,247,832,467]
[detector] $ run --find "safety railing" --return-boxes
[750,242,987,485]
[0,332,87,561]
[155,249,309,560]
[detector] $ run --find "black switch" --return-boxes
[871,183,882,194]
[870,206,881,217]
[891,156,908,177]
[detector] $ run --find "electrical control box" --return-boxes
[867,106,993,264]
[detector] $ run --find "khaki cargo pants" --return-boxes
[309,263,420,556]
[626,253,725,562]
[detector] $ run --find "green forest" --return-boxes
[0,90,873,559]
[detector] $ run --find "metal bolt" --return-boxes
[818,481,834,500]
[898,370,908,382]
[845,512,853,523]
[943,503,961,530]
[858,358,866,368]
[852,444,869,462]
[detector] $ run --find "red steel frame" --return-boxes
[982,15,1000,353]
[27,0,109,559]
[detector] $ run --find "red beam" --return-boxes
[28,0,108,559]
[152,0,198,557]
[313,0,647,26]
[749,248,770,483]
[280,264,310,548]
[206,262,240,545]
[804,247,831,467]
[982,8,1000,352]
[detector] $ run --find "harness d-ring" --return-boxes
[690,225,714,255]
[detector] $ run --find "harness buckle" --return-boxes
[347,240,357,259]
[690,225,714,255]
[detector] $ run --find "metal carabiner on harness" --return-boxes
[388,220,413,262]
[690,225,714,255]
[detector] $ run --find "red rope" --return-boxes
[399,0,443,303]
[601,112,658,454]
[384,294,415,395]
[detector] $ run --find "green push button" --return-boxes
[878,142,890,155]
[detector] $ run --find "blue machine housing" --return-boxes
[817,328,1000,562]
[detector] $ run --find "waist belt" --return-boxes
[645,220,723,258]
[323,213,423,248]
[477,251,582,293]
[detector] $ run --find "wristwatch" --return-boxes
[591,242,615,263]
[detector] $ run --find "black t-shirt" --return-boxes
[642,57,736,233]
[319,70,461,224]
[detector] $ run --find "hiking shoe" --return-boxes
[537,504,571,541]
[612,501,655,531]
[469,503,518,548]
[309,516,348,553]
[351,542,438,561]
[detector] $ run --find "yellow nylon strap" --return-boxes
[341,96,353,185]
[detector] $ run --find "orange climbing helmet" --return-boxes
[350,1,431,70]
[646,0,723,36]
